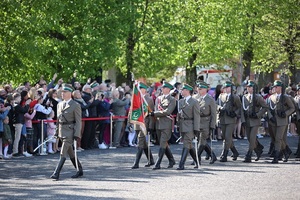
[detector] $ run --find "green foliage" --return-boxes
[0,0,299,86]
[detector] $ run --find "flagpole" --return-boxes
[128,81,150,160]
[137,82,151,161]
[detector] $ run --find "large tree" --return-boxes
[0,0,299,86]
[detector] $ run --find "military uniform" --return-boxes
[216,81,241,162]
[50,84,83,180]
[193,81,217,164]
[294,84,300,159]
[267,80,295,163]
[177,84,200,170]
[152,82,176,169]
[132,82,155,169]
[241,80,268,162]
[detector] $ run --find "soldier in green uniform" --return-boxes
[216,81,241,162]
[193,81,217,164]
[294,84,300,160]
[267,80,295,163]
[151,82,176,169]
[241,80,268,162]
[131,82,155,169]
[177,84,200,170]
[50,84,83,180]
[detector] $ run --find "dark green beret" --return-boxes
[223,81,233,88]
[62,84,74,92]
[273,80,283,87]
[182,84,193,91]
[246,80,255,87]
[162,81,174,90]
[197,81,209,89]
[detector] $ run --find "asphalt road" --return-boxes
[1,136,300,200]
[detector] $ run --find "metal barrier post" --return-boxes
[109,113,116,149]
[40,120,48,155]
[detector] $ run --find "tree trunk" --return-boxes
[186,53,197,85]
[126,32,135,86]
[242,24,255,82]
[285,23,297,84]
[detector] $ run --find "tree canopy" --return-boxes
[0,0,299,86]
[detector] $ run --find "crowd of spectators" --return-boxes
[0,72,154,159]
[0,73,299,162]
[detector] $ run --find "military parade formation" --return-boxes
[130,78,300,172]
[2,77,300,182]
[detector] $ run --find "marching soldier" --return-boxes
[216,81,241,162]
[177,84,200,170]
[267,80,295,163]
[294,84,300,160]
[132,82,155,169]
[50,84,83,180]
[151,81,176,169]
[193,81,217,164]
[241,80,268,162]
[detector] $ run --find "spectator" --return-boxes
[12,92,30,157]
[81,84,97,149]
[73,90,92,151]
[46,110,57,154]
[24,102,37,154]
[0,105,11,159]
[2,116,12,159]
[95,92,112,149]
[33,96,52,152]
[45,89,59,120]
[4,94,15,155]
[110,89,130,147]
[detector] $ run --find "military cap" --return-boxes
[62,84,74,92]
[246,80,255,87]
[162,81,174,90]
[223,81,233,88]
[139,82,148,89]
[273,80,283,87]
[197,81,209,89]
[182,84,193,91]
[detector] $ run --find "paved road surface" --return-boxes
[1,136,300,200]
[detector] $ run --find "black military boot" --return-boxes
[268,142,274,155]
[219,149,229,162]
[295,137,300,156]
[165,146,176,168]
[278,151,283,160]
[296,143,300,160]
[286,145,292,156]
[282,147,292,163]
[189,148,199,168]
[153,148,166,170]
[205,152,210,160]
[205,144,217,164]
[231,146,239,161]
[254,141,264,161]
[243,150,252,163]
[144,147,155,167]
[132,148,143,169]
[50,157,66,180]
[271,151,279,164]
[70,157,83,178]
[197,145,206,162]
[177,148,189,170]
